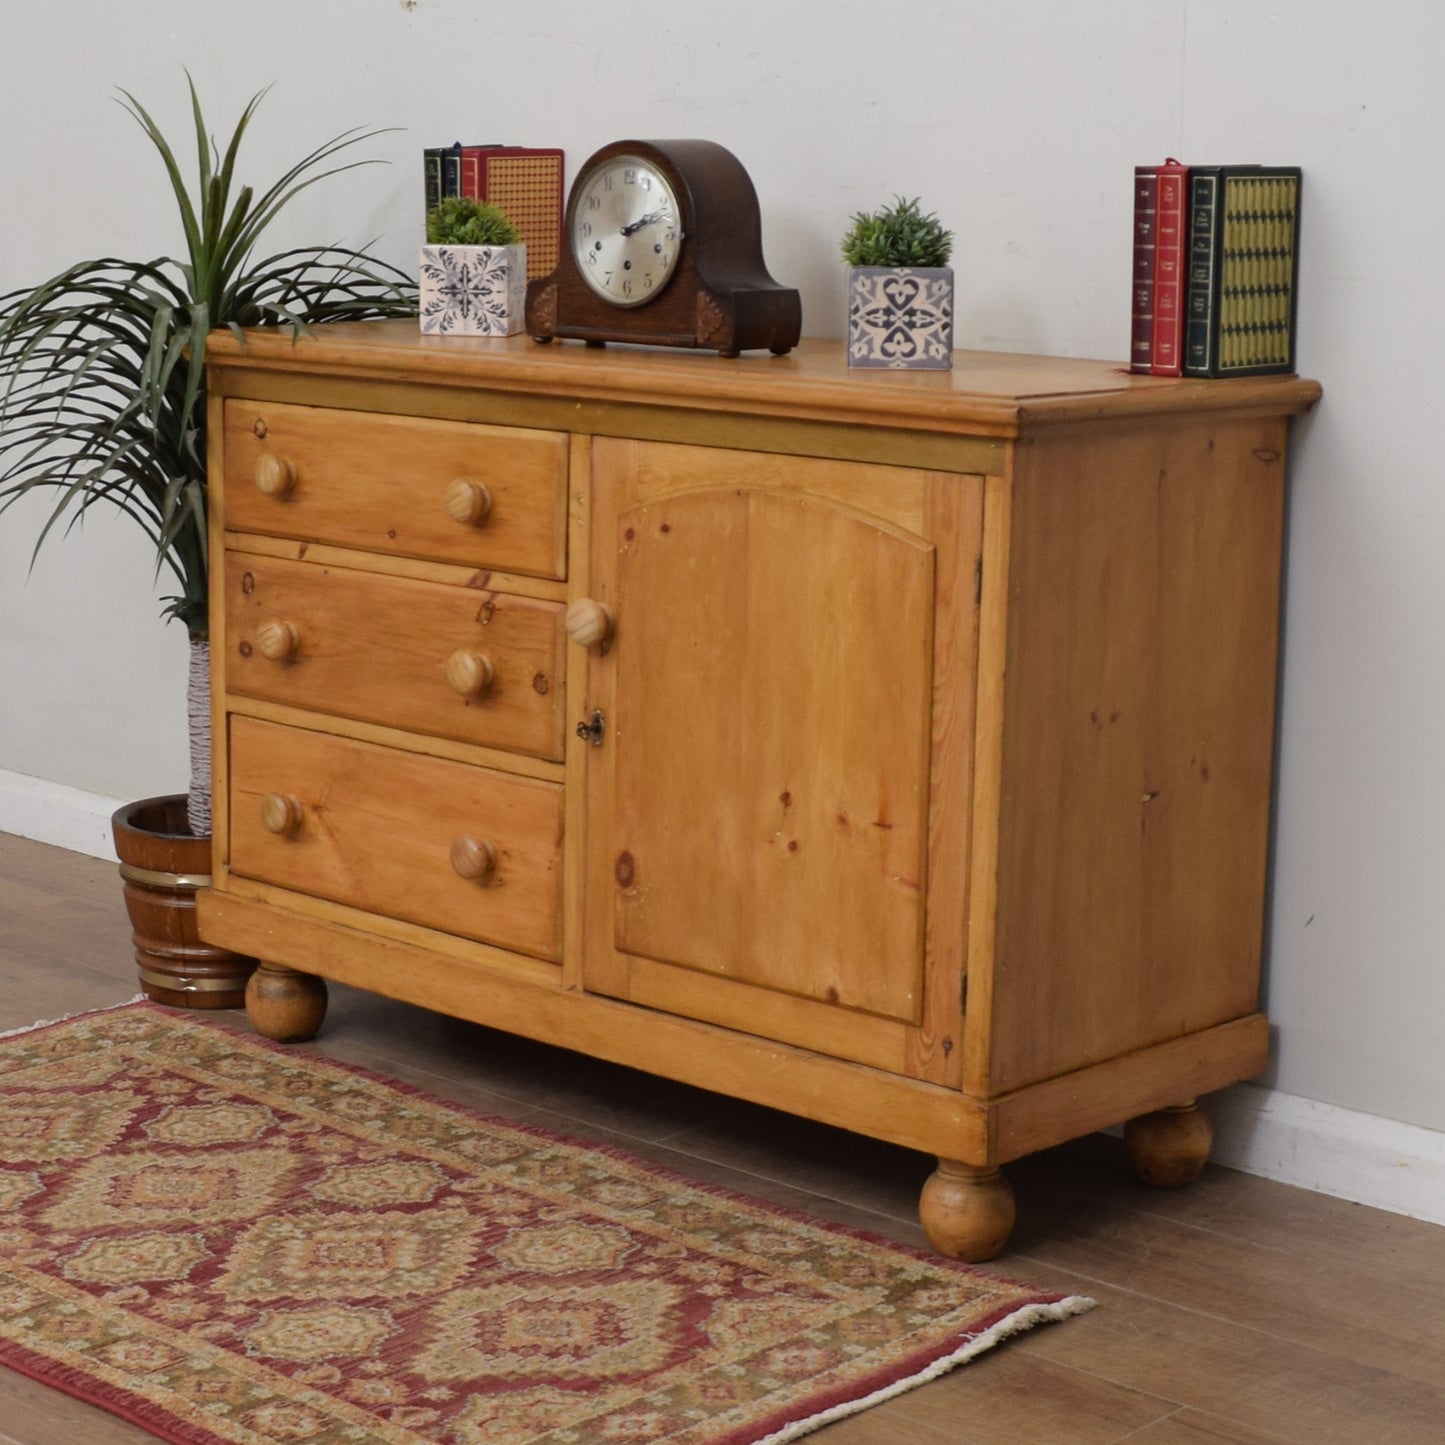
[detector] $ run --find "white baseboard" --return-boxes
[1208,1081,1445,1227]
[3,768,1442,1228]
[0,768,124,862]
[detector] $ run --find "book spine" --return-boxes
[1183,169,1222,376]
[1130,167,1158,374]
[442,142,462,199]
[458,145,503,201]
[460,147,481,200]
[1150,161,1188,376]
[423,148,446,221]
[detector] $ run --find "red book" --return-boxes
[1130,166,1158,374]
[459,145,565,283]
[1150,159,1189,376]
[457,143,498,201]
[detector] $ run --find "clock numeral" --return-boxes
[580,220,592,238]
[587,194,601,211]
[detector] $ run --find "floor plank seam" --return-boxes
[1008,1254,1316,1337]
[1111,1404,1187,1442]
[1009,1254,1445,1426]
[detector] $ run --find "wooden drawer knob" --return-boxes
[260,793,303,838]
[255,619,301,662]
[445,478,493,526]
[445,648,495,697]
[254,453,297,498]
[450,835,496,883]
[564,598,614,649]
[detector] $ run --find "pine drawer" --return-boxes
[222,399,568,579]
[224,553,566,761]
[227,717,563,960]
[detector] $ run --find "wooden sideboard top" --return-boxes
[206,322,1321,440]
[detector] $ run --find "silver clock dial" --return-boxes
[571,157,683,307]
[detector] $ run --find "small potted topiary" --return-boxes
[840,195,954,369]
[420,197,527,336]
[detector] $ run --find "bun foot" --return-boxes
[245,962,328,1043]
[1125,1100,1213,1187]
[919,1159,1016,1262]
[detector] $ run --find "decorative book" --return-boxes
[1150,160,1189,376]
[423,146,564,285]
[421,143,469,217]
[1184,165,1302,377]
[460,145,564,283]
[1130,166,1158,374]
[423,146,448,217]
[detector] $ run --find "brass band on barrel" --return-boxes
[118,862,213,890]
[137,967,242,994]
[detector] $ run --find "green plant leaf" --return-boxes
[840,195,953,268]
[116,89,203,271]
[425,196,521,247]
[0,79,418,648]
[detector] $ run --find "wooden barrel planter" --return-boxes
[111,794,256,1008]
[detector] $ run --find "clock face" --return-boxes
[570,155,684,308]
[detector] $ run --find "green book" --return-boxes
[1183,165,1302,378]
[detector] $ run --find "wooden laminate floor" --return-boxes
[2,830,1443,1444]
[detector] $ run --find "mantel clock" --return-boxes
[525,139,802,357]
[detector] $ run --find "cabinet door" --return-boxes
[581,439,983,1082]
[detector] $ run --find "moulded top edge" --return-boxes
[203,322,1321,436]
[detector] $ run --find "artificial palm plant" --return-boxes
[0,78,418,837]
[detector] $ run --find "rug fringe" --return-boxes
[752,1294,1098,1445]
[0,994,147,1041]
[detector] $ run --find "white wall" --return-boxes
[3,2,1443,1144]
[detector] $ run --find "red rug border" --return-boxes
[0,1331,218,1445]
[1,998,1095,1445]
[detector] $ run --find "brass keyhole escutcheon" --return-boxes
[576,710,606,747]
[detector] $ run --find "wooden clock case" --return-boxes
[525,139,802,356]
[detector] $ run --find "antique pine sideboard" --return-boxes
[197,322,1319,1260]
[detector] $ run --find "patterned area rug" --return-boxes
[0,1002,1092,1444]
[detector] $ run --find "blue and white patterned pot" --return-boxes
[847,265,954,369]
[419,243,527,337]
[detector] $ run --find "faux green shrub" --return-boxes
[840,196,953,268]
[426,197,521,247]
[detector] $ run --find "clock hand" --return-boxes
[620,210,666,237]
